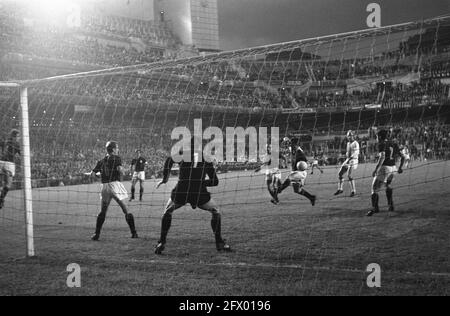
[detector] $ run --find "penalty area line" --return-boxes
[128,258,450,278]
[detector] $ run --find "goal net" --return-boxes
[1,15,450,294]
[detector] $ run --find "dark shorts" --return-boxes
[171,185,211,209]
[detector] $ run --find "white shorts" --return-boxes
[288,170,307,186]
[0,161,15,178]
[342,158,358,171]
[132,171,146,181]
[375,166,397,183]
[265,168,281,182]
[100,181,128,203]
[404,155,410,161]
[312,160,319,166]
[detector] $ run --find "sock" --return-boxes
[371,193,379,210]
[139,187,144,200]
[95,213,106,236]
[338,179,343,191]
[211,212,222,243]
[272,187,279,201]
[386,188,393,206]
[278,179,290,193]
[125,213,137,235]
[300,189,314,201]
[159,213,172,244]
[0,187,9,200]
[131,187,135,199]
[268,186,278,201]
[350,180,356,193]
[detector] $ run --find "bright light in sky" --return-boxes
[12,0,92,27]
[24,0,78,14]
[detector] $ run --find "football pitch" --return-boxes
[0,161,449,296]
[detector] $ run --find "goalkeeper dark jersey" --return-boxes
[292,147,307,171]
[1,139,20,162]
[93,154,123,183]
[163,154,219,192]
[162,152,219,207]
[378,141,401,167]
[131,157,146,172]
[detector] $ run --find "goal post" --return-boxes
[19,86,35,258]
[0,83,35,257]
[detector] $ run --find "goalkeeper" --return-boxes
[154,137,232,254]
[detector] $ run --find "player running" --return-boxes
[310,151,324,175]
[334,130,360,197]
[401,145,411,169]
[89,141,138,240]
[154,138,232,254]
[0,129,20,210]
[254,144,282,205]
[367,130,405,217]
[277,143,316,206]
[130,149,147,202]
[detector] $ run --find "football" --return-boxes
[297,161,308,171]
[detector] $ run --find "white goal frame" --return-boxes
[0,82,34,257]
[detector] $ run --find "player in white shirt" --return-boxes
[255,145,282,205]
[401,145,411,169]
[334,130,360,197]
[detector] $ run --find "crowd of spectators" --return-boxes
[0,114,439,189]
[2,4,450,110]
[0,3,178,72]
[307,118,450,165]
[25,127,171,187]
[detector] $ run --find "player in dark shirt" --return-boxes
[129,150,147,202]
[277,144,316,206]
[367,130,405,217]
[0,129,20,209]
[155,138,231,254]
[291,145,308,170]
[89,141,138,240]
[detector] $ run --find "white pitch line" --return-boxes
[128,258,450,278]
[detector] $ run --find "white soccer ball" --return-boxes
[297,161,308,171]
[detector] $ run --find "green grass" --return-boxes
[1,161,449,295]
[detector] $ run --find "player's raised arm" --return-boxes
[156,156,174,188]
[204,162,219,187]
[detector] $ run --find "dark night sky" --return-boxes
[217,0,450,51]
